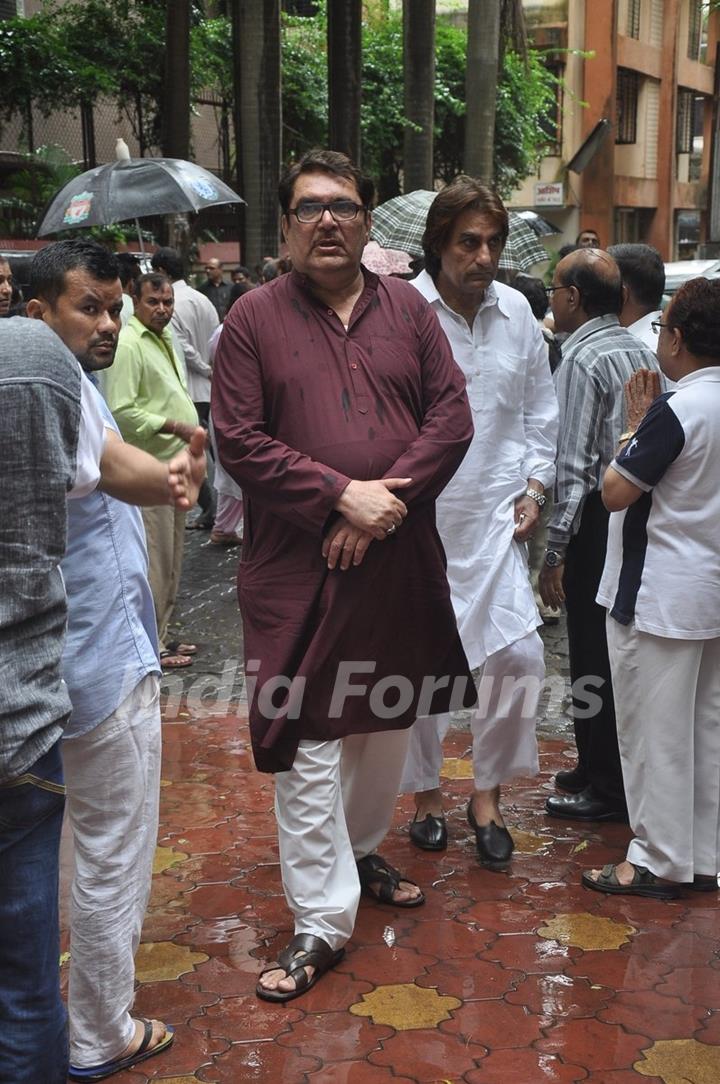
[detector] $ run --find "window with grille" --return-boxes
[687,0,702,60]
[627,0,641,38]
[616,69,639,145]
[677,88,694,153]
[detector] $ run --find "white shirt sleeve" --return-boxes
[69,372,109,499]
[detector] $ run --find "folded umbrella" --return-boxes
[370,189,548,272]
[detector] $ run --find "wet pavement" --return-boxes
[59,530,720,1083]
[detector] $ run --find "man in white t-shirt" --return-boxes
[584,277,720,899]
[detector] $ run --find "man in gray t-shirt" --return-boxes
[0,317,104,1084]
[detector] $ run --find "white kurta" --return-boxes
[170,279,219,403]
[411,272,558,667]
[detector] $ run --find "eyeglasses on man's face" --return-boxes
[544,284,573,296]
[288,200,366,224]
[650,320,669,335]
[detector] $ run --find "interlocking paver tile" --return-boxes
[416,957,523,1000]
[368,1028,484,1080]
[439,997,549,1049]
[537,1017,652,1071]
[55,541,720,1082]
[598,988,708,1039]
[278,1010,394,1060]
[464,1048,588,1082]
[506,971,613,1018]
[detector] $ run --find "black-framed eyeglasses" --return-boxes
[544,284,573,296]
[288,200,366,224]
[650,320,669,335]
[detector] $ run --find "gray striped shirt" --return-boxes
[547,315,661,551]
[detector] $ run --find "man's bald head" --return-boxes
[551,248,623,333]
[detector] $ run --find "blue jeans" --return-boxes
[0,742,68,1084]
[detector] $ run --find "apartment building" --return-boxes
[514,0,720,258]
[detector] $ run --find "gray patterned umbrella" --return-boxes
[37,157,244,237]
[370,189,548,271]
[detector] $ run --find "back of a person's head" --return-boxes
[558,251,623,318]
[151,246,184,282]
[509,274,548,321]
[30,240,119,305]
[607,243,665,311]
[116,252,141,290]
[668,277,720,361]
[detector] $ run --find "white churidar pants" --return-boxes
[274,727,411,951]
[607,618,720,882]
[61,674,162,1067]
[401,631,544,793]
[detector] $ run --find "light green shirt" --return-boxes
[105,316,198,461]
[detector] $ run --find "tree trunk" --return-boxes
[231,0,282,272]
[162,0,191,159]
[465,0,501,183]
[327,0,362,163]
[402,0,435,192]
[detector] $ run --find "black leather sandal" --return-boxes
[255,933,345,1003]
[356,853,425,908]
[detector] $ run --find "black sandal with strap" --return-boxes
[356,853,425,908]
[255,933,345,1003]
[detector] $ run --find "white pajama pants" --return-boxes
[607,618,720,882]
[401,631,544,793]
[61,674,162,1067]
[274,727,412,951]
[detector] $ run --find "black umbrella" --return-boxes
[37,157,245,248]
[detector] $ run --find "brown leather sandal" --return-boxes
[256,933,345,1003]
[356,853,425,908]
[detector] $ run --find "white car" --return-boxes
[663,258,720,296]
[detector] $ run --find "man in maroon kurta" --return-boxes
[212,149,474,1002]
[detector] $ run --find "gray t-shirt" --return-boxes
[0,319,102,782]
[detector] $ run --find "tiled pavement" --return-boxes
[58,534,720,1083]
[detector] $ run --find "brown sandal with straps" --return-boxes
[357,853,425,908]
[256,933,345,1003]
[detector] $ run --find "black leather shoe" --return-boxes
[409,812,447,851]
[467,801,514,870]
[555,767,588,794]
[545,788,628,822]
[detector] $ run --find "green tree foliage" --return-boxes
[0,0,556,202]
[279,5,557,200]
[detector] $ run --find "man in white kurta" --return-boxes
[401,177,558,867]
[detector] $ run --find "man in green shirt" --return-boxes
[106,273,199,669]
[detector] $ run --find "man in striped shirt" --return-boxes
[539,248,661,822]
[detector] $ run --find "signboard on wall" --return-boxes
[534,182,564,206]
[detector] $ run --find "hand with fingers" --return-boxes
[625,369,662,432]
[322,517,374,571]
[334,477,412,540]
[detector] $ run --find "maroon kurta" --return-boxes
[212,268,475,772]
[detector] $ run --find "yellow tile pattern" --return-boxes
[537,912,636,951]
[134,941,208,983]
[350,982,461,1030]
[153,845,189,875]
[635,1038,720,1082]
[512,829,551,854]
[440,758,474,780]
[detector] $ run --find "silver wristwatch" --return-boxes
[526,487,546,507]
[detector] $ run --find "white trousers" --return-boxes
[61,674,162,1067]
[401,631,544,793]
[607,618,720,882]
[274,728,411,951]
